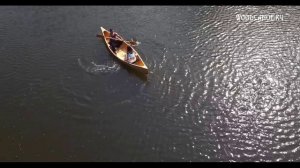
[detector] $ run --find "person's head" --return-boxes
[109,29,113,34]
[127,46,133,53]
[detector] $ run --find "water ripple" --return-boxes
[159,6,300,161]
[77,58,120,74]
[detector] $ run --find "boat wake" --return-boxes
[77,58,120,74]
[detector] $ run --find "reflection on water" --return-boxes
[0,6,300,161]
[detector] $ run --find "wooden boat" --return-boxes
[100,27,148,74]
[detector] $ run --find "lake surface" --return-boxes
[1,6,300,161]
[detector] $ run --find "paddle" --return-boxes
[96,34,139,46]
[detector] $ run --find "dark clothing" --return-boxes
[111,33,117,38]
[109,39,122,53]
[109,32,122,53]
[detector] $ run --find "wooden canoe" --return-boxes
[100,27,149,74]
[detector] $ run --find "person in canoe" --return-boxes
[107,29,123,53]
[126,46,137,63]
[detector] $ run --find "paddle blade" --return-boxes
[129,41,137,46]
[130,38,140,46]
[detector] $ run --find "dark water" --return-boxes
[1,6,300,162]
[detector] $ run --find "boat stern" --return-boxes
[142,65,149,74]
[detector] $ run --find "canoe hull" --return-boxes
[100,27,149,74]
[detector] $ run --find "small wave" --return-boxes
[78,58,120,74]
